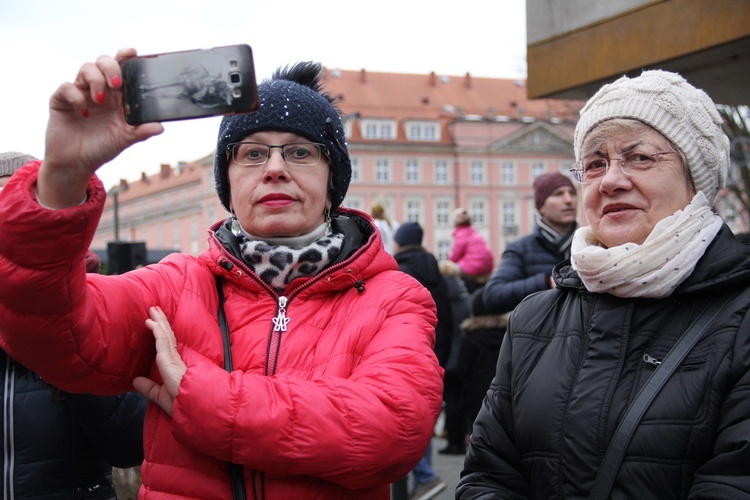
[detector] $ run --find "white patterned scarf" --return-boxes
[570,192,723,298]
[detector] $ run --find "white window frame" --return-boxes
[435,199,451,227]
[470,161,485,184]
[375,159,390,183]
[405,159,420,184]
[405,121,441,142]
[435,160,449,184]
[502,161,515,185]
[361,119,397,140]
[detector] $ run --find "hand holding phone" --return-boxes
[121,44,259,125]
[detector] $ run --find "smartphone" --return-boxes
[121,44,258,125]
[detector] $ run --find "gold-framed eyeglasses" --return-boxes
[227,142,328,167]
[570,151,678,184]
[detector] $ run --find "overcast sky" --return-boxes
[0,0,527,190]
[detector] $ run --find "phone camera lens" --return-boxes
[230,72,241,84]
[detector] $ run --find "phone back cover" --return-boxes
[122,45,258,125]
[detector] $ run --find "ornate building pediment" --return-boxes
[489,121,574,155]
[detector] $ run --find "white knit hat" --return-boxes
[573,70,729,204]
[0,151,37,178]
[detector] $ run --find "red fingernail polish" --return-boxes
[95,91,105,103]
[82,108,90,118]
[111,75,122,87]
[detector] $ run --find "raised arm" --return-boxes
[39,48,163,209]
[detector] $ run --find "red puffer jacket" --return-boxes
[0,163,444,499]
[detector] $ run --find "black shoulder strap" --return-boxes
[216,276,247,500]
[588,295,730,499]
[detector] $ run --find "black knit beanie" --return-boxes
[394,222,424,247]
[214,62,351,211]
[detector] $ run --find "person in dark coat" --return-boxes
[436,260,472,456]
[458,288,507,439]
[457,70,750,498]
[393,221,451,499]
[1,151,147,499]
[482,172,578,315]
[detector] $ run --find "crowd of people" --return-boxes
[1,43,747,500]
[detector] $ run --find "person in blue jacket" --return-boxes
[483,171,578,314]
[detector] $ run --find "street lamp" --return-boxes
[108,184,127,242]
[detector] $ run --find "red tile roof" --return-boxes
[322,68,584,126]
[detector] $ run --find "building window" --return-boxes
[436,200,451,227]
[350,157,360,183]
[409,125,420,140]
[502,200,518,236]
[502,161,515,185]
[375,159,390,183]
[437,240,451,261]
[435,160,449,184]
[406,200,422,223]
[424,125,437,141]
[406,159,419,183]
[405,121,440,142]
[191,216,199,255]
[172,221,181,250]
[532,161,545,179]
[470,200,486,225]
[361,120,397,140]
[470,161,484,184]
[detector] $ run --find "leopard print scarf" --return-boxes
[233,221,344,293]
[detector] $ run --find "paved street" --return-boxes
[391,434,465,500]
[431,435,465,499]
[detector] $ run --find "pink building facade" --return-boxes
[93,69,584,267]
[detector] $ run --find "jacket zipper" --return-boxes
[643,353,705,370]
[3,360,15,499]
[643,354,662,366]
[213,230,370,500]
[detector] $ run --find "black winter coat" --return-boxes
[458,226,750,499]
[458,313,507,429]
[395,245,453,367]
[483,225,570,315]
[1,353,147,499]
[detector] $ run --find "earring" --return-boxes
[230,210,241,237]
[324,208,332,234]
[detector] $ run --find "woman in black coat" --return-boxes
[457,70,750,498]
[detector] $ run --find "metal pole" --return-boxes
[113,190,120,241]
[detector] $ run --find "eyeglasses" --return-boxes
[227,142,328,167]
[570,151,678,184]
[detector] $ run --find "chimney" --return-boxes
[141,171,150,184]
[464,72,472,89]
[119,178,128,189]
[359,68,367,83]
[160,164,171,178]
[429,71,437,87]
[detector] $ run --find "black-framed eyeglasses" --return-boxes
[570,151,678,184]
[227,142,328,167]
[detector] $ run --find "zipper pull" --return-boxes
[643,353,662,366]
[272,296,290,332]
